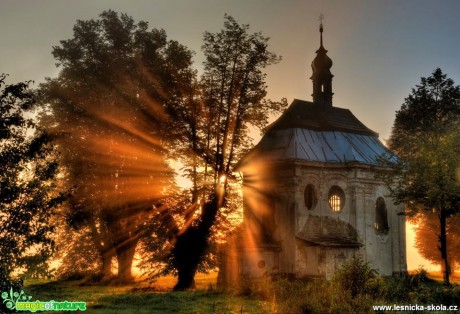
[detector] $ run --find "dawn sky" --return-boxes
[2,0,459,271]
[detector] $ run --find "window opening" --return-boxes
[304,184,318,210]
[328,186,345,212]
[374,197,389,234]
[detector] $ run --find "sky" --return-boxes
[2,0,459,271]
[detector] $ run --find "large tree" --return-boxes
[0,75,64,310]
[40,10,191,282]
[381,68,460,285]
[160,15,286,290]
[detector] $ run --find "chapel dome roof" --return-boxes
[266,99,377,136]
[236,100,395,168]
[310,22,333,80]
[311,46,333,79]
[236,21,395,169]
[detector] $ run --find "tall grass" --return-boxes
[233,259,460,314]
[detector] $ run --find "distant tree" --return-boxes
[409,212,460,274]
[39,10,191,282]
[380,68,460,285]
[160,15,287,290]
[0,75,64,308]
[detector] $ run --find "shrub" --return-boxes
[379,274,410,302]
[272,278,313,313]
[234,275,274,300]
[333,257,377,298]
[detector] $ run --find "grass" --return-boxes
[23,274,271,314]
[427,271,460,285]
[20,270,460,313]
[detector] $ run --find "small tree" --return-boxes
[0,75,64,309]
[380,68,460,285]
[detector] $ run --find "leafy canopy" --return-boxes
[385,68,460,215]
[40,10,188,281]
[381,68,460,284]
[0,74,64,292]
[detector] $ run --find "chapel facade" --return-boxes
[218,22,407,284]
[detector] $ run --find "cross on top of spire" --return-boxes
[318,14,325,46]
[318,13,325,27]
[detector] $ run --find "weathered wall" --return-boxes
[228,160,407,283]
[294,162,406,276]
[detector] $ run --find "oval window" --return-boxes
[328,186,345,212]
[304,184,318,210]
[257,260,266,269]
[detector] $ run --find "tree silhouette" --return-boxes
[409,212,460,273]
[0,75,64,303]
[165,15,286,290]
[39,10,190,282]
[380,68,460,285]
[40,12,285,287]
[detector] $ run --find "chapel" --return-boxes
[218,21,407,284]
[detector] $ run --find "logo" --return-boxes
[2,288,86,312]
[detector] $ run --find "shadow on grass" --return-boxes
[96,290,263,314]
[23,280,269,314]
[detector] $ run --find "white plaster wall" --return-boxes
[237,161,407,280]
[294,163,406,277]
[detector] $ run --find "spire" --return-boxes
[319,13,324,48]
[310,14,334,108]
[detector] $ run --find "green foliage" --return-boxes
[24,279,271,313]
[382,68,460,214]
[379,68,460,284]
[18,270,460,314]
[271,268,459,313]
[374,269,431,302]
[234,275,274,300]
[237,276,374,314]
[333,257,377,298]
[40,10,186,282]
[39,11,286,287]
[166,14,287,290]
[374,269,460,307]
[53,225,103,280]
[0,75,64,311]
[198,14,286,174]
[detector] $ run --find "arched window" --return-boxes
[328,186,345,212]
[374,197,389,234]
[304,184,318,210]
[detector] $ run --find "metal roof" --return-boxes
[237,99,396,168]
[266,99,379,137]
[250,128,395,165]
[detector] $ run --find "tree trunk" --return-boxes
[172,192,221,290]
[115,237,139,283]
[439,209,451,285]
[88,218,116,280]
[174,243,198,291]
[100,246,116,279]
